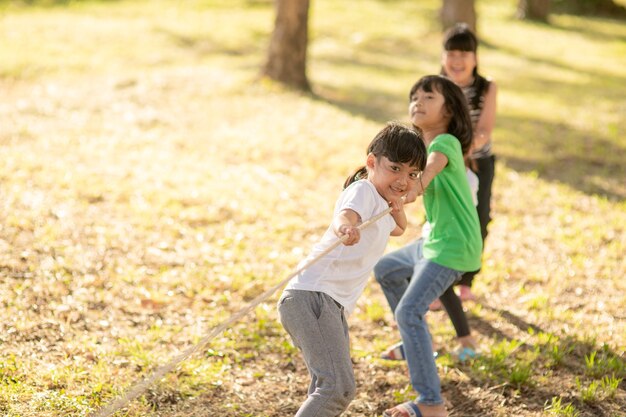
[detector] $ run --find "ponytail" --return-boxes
[343,166,368,189]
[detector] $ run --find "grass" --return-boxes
[1,0,625,416]
[545,396,581,417]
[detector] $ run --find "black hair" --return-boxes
[408,75,473,156]
[343,122,427,189]
[443,22,478,54]
[440,23,491,111]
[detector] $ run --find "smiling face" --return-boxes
[408,86,450,132]
[441,49,476,87]
[366,154,420,202]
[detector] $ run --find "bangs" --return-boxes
[443,33,478,52]
[410,75,444,99]
[383,130,426,169]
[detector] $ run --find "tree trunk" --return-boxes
[262,0,310,91]
[440,0,477,33]
[517,0,550,22]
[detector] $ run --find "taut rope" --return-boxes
[90,205,394,417]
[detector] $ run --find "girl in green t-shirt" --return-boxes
[376,75,482,417]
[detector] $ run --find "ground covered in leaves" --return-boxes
[1,1,625,416]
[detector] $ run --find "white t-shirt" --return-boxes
[285,180,396,315]
[466,168,479,207]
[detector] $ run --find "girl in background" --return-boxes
[433,22,497,306]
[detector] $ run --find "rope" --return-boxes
[89,205,394,417]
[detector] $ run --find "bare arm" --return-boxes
[389,196,408,236]
[416,151,448,196]
[332,208,362,246]
[472,80,497,151]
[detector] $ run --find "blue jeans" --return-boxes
[373,239,462,405]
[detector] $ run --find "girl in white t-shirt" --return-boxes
[278,122,427,417]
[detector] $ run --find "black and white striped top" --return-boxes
[462,80,493,159]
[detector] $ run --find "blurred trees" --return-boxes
[262,0,311,91]
[440,0,476,32]
[517,0,626,21]
[551,0,626,16]
[261,0,625,91]
[517,0,551,21]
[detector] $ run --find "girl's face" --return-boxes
[366,154,420,202]
[409,87,449,131]
[441,49,476,86]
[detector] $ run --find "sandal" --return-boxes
[381,342,441,361]
[383,401,422,417]
[383,401,448,417]
[381,342,405,360]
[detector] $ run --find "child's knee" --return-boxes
[395,301,424,327]
[344,378,357,402]
[373,258,395,284]
[333,378,356,410]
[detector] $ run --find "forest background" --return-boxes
[1,0,625,416]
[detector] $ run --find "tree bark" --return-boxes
[440,0,477,33]
[262,0,311,91]
[517,0,550,22]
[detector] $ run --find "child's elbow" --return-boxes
[390,227,405,237]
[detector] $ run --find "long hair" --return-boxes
[344,122,427,189]
[409,75,473,156]
[440,23,491,110]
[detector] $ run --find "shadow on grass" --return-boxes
[314,81,625,201]
[308,36,625,202]
[469,305,545,340]
[312,83,405,125]
[313,62,625,200]
[460,305,626,417]
[271,27,625,203]
[157,26,269,58]
[443,381,501,417]
[496,113,625,201]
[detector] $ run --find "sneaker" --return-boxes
[453,346,478,362]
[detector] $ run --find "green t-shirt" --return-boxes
[423,134,482,272]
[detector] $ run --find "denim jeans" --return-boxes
[373,239,462,405]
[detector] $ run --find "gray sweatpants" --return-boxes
[278,289,357,417]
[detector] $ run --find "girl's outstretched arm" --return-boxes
[473,80,497,151]
[332,208,361,246]
[416,151,448,195]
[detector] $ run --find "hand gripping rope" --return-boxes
[89,205,395,417]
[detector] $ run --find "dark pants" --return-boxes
[438,285,470,337]
[458,154,495,287]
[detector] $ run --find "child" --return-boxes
[278,122,427,417]
[380,165,479,362]
[374,76,482,417]
[439,22,497,303]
